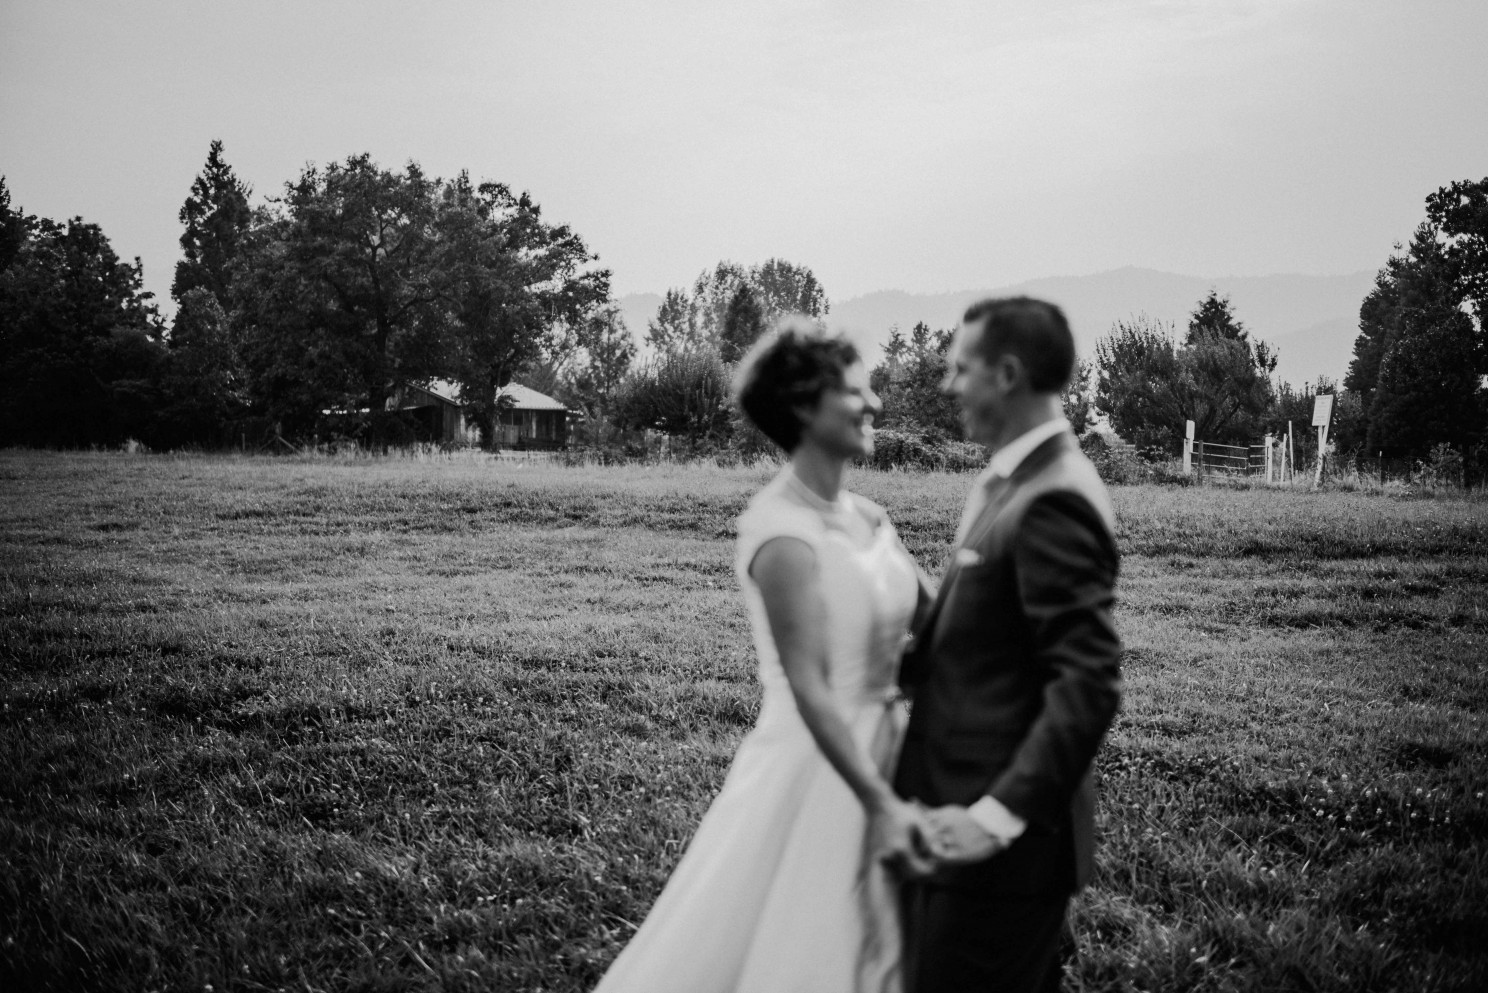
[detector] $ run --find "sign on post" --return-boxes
[1312,395,1334,488]
[1312,394,1334,428]
[1183,419,1195,475]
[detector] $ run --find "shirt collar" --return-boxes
[979,417,1071,484]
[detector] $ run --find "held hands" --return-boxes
[868,796,940,879]
[921,804,1006,866]
[871,799,1007,878]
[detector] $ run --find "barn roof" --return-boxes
[496,383,568,412]
[422,379,462,404]
[411,380,568,412]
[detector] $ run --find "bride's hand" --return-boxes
[870,797,939,878]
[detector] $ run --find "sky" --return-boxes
[3,0,1485,315]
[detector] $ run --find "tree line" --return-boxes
[0,142,831,453]
[866,180,1486,483]
[2,146,1482,478]
[1,143,614,449]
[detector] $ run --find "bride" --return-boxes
[593,319,936,993]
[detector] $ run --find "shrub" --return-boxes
[1417,443,1464,489]
[866,429,983,472]
[1086,445,1148,486]
[1145,458,1196,487]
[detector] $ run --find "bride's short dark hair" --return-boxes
[734,316,860,452]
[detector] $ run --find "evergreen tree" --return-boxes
[160,287,245,444]
[173,140,252,307]
[869,322,962,441]
[1186,289,1249,345]
[1345,224,1452,417]
[1345,182,1488,478]
[1368,305,1481,460]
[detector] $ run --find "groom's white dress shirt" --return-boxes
[959,416,1073,844]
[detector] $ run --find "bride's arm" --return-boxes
[751,536,935,871]
[912,562,937,630]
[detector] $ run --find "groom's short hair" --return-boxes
[962,296,1075,393]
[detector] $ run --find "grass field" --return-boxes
[2,451,1486,993]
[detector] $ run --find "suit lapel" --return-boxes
[958,433,1071,553]
[914,433,1075,641]
[913,476,1011,639]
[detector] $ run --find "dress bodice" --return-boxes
[735,471,920,710]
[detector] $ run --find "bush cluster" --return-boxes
[864,429,985,473]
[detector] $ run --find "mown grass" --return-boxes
[1,451,1485,992]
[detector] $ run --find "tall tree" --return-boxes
[560,304,638,446]
[869,322,963,441]
[173,140,252,307]
[719,285,766,364]
[690,261,751,344]
[686,258,829,352]
[1345,224,1454,416]
[0,178,25,275]
[751,258,829,321]
[1093,315,1186,452]
[1425,177,1488,324]
[1186,289,1249,344]
[1094,303,1276,453]
[160,287,245,444]
[1345,184,1488,476]
[646,287,702,353]
[440,173,609,449]
[882,325,908,366]
[231,155,451,435]
[0,200,166,446]
[1368,304,1481,460]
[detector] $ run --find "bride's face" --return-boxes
[797,361,880,458]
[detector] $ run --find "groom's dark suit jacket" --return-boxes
[895,431,1122,896]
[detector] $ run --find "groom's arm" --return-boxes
[987,490,1122,830]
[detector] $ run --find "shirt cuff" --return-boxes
[967,795,1028,844]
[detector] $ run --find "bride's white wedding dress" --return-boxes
[594,470,919,993]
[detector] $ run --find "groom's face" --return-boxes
[943,320,1008,446]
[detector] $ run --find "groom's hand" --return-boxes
[870,797,939,879]
[924,805,1005,865]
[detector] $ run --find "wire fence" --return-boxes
[1188,439,1450,486]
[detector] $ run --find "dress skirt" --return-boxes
[593,690,907,993]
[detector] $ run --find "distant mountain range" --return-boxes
[616,267,1376,387]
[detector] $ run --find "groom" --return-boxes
[892,297,1122,992]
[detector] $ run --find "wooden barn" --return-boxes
[390,380,571,449]
[390,380,472,444]
[491,383,570,450]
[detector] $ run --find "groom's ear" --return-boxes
[994,351,1028,390]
